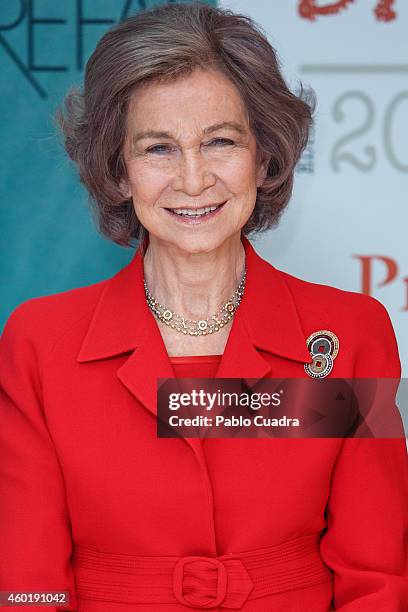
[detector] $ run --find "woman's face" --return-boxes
[121,68,269,254]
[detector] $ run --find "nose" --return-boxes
[172,149,216,195]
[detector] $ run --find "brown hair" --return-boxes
[55,1,315,249]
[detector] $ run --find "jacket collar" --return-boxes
[77,235,311,365]
[77,236,312,457]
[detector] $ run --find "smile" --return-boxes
[164,201,227,223]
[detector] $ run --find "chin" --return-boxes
[169,233,226,255]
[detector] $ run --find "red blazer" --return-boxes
[1,235,407,612]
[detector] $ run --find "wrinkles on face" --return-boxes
[121,67,267,253]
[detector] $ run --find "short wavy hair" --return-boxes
[55,1,316,248]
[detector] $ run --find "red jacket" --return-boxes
[0,235,407,611]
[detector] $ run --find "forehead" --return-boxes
[126,68,249,131]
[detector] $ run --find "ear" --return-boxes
[118,148,132,199]
[256,152,271,188]
[118,178,132,200]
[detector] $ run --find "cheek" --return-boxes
[226,169,258,209]
[222,153,259,192]
[127,164,168,203]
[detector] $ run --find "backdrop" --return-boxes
[1,0,407,375]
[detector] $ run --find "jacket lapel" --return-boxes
[220,236,313,374]
[77,235,312,457]
[77,241,176,418]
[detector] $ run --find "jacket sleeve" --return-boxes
[319,296,408,611]
[0,304,78,611]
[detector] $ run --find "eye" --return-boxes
[145,144,174,155]
[207,138,235,146]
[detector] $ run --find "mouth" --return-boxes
[164,201,227,223]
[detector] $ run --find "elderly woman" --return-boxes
[0,2,407,611]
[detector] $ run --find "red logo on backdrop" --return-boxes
[298,1,397,21]
[353,255,408,311]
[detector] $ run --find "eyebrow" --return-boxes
[132,121,248,145]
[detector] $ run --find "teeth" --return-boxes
[173,204,220,216]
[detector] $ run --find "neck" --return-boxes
[142,233,246,320]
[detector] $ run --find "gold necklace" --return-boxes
[144,265,246,336]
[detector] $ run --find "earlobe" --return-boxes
[118,150,132,199]
[119,179,132,200]
[256,155,271,188]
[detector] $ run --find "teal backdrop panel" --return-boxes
[0,0,216,329]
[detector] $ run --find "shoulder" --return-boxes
[280,268,391,329]
[0,279,108,360]
[278,268,400,377]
